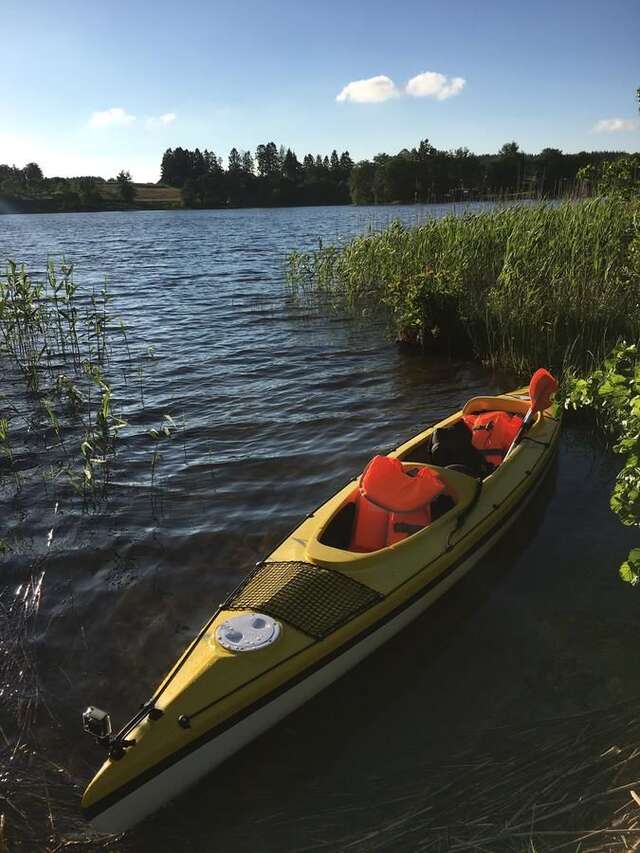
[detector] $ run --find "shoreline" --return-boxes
[0,193,543,216]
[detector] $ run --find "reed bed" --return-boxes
[287,199,640,374]
[0,260,127,505]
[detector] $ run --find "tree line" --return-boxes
[0,141,637,214]
[160,143,353,207]
[160,140,637,207]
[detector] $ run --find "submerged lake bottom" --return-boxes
[0,205,639,851]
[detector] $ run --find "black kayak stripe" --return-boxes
[84,440,557,822]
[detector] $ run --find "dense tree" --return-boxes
[349,161,377,204]
[339,151,354,175]
[116,170,135,203]
[23,162,43,184]
[256,142,280,177]
[241,151,254,174]
[282,148,302,182]
[577,155,640,199]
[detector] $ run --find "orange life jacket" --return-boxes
[462,411,523,467]
[351,455,445,552]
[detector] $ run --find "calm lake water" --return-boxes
[1,204,639,851]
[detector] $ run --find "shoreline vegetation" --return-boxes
[287,197,640,372]
[1,139,638,214]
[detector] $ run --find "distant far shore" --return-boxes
[0,186,541,215]
[0,183,183,215]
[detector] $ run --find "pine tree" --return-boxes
[241,151,254,174]
[228,147,242,172]
[282,148,301,181]
[339,151,354,173]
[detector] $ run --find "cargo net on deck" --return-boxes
[225,560,384,640]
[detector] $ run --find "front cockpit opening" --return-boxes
[320,455,456,553]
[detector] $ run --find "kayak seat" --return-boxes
[350,456,447,553]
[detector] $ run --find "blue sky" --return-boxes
[3,0,639,181]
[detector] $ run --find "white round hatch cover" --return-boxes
[215,613,281,652]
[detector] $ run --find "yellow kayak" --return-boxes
[82,380,560,831]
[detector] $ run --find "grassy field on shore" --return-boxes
[97,181,182,209]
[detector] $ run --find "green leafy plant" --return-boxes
[564,342,640,584]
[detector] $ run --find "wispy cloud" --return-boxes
[89,107,136,129]
[336,75,399,103]
[405,71,465,100]
[146,112,177,129]
[592,118,639,133]
[89,108,177,130]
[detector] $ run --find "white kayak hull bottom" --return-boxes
[90,467,548,833]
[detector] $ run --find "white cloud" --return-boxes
[145,112,177,129]
[405,71,466,100]
[592,118,639,133]
[337,71,466,104]
[89,107,137,129]
[336,75,399,103]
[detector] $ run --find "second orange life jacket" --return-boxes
[462,411,523,467]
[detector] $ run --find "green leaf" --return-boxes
[620,547,640,585]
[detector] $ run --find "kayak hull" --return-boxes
[86,432,555,832]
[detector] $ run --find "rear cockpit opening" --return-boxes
[400,407,525,479]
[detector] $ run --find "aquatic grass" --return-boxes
[0,260,131,506]
[287,198,640,373]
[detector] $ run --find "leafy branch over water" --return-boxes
[565,343,640,585]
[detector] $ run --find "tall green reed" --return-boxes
[287,198,640,374]
[0,260,128,504]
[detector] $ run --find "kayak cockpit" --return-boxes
[307,463,478,562]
